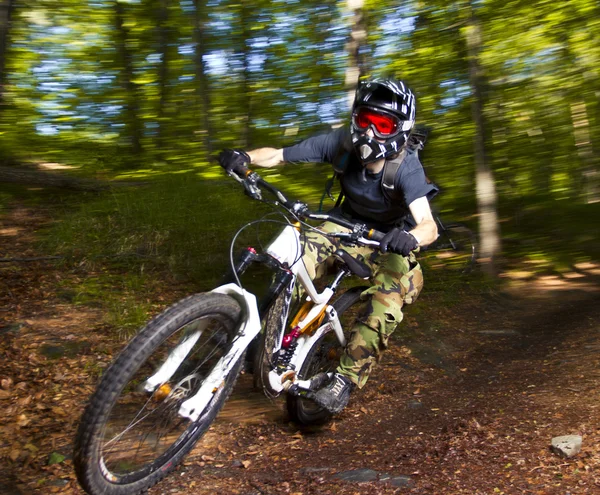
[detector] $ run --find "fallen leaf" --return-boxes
[0,389,12,400]
[24,443,39,453]
[241,460,251,468]
[48,452,66,465]
[17,396,32,406]
[9,448,21,461]
[17,414,30,427]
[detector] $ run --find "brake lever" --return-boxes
[329,232,359,246]
[243,180,262,200]
[328,223,373,247]
[229,169,262,200]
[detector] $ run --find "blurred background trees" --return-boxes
[0,0,598,274]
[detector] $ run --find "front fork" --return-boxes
[146,248,293,423]
[177,283,262,422]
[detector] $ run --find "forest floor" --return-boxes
[1,200,599,495]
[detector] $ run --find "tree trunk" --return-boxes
[156,0,170,153]
[114,1,142,156]
[193,0,212,154]
[464,8,501,275]
[570,100,600,204]
[0,0,15,108]
[344,0,366,110]
[240,3,252,148]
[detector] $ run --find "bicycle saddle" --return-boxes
[333,249,372,279]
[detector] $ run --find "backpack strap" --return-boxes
[381,148,407,201]
[318,135,353,212]
[319,150,350,212]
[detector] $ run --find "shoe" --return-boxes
[310,373,354,414]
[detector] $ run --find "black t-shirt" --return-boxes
[283,127,438,230]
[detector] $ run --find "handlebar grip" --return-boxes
[366,229,385,242]
[232,163,252,177]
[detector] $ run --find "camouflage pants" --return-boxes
[302,222,424,388]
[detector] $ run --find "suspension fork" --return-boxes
[258,266,295,317]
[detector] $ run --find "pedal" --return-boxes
[287,372,332,397]
[287,384,308,398]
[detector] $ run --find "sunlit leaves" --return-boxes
[0,0,597,204]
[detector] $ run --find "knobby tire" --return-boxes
[286,286,367,425]
[74,293,243,495]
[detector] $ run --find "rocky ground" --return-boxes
[1,202,599,495]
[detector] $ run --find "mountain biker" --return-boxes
[218,77,439,415]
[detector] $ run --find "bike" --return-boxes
[73,163,395,495]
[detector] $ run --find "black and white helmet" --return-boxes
[351,78,416,165]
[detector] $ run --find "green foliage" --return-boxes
[47,452,66,466]
[1,0,598,318]
[29,164,332,333]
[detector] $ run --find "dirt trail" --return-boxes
[1,202,599,495]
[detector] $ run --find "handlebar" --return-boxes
[227,164,386,245]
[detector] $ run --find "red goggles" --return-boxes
[352,107,401,138]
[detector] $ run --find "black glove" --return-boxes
[379,228,419,256]
[218,149,251,173]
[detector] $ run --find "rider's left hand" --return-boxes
[379,227,418,256]
[218,149,251,173]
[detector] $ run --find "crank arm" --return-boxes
[287,372,333,395]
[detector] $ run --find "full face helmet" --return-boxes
[351,78,416,165]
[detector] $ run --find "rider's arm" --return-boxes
[407,196,438,247]
[247,128,346,168]
[247,148,284,168]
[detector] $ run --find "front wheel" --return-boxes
[286,286,367,425]
[74,293,243,495]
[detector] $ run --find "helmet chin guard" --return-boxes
[352,131,408,165]
[351,78,416,165]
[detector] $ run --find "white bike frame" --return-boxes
[143,225,346,423]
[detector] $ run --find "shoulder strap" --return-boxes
[319,134,353,212]
[319,135,352,212]
[381,148,407,201]
[332,131,353,174]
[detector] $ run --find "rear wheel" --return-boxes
[74,293,243,495]
[286,286,367,425]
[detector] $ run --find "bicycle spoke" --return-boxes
[99,319,233,475]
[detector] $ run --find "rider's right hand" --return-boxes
[379,227,419,256]
[218,149,251,173]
